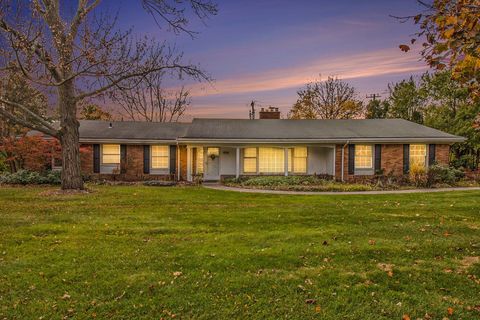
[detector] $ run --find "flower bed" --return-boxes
[223,166,477,192]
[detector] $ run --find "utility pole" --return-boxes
[366,93,381,101]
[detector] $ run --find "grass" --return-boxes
[0,185,479,319]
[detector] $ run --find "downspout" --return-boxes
[341,140,349,182]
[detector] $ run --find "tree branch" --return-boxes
[0,97,57,135]
[0,105,57,137]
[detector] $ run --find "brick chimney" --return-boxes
[259,106,280,119]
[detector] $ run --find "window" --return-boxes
[354,145,373,169]
[151,145,169,169]
[102,144,120,164]
[410,144,427,167]
[289,147,307,173]
[196,147,204,174]
[258,147,284,173]
[243,147,257,173]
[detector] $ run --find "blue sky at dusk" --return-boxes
[104,0,429,119]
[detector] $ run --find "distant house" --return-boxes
[75,109,464,182]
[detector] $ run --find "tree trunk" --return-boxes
[58,80,84,190]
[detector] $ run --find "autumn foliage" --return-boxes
[399,0,480,99]
[0,135,60,172]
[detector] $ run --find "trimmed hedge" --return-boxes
[0,170,61,185]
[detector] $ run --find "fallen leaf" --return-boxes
[315,306,321,313]
[387,271,394,277]
[447,307,454,315]
[305,299,316,304]
[173,271,183,278]
[402,314,410,320]
[368,239,376,245]
[60,293,70,300]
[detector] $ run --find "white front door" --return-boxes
[204,147,220,181]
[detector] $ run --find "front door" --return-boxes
[204,147,220,181]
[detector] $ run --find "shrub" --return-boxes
[0,169,61,185]
[426,164,465,186]
[409,163,427,187]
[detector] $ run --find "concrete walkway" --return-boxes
[203,183,480,195]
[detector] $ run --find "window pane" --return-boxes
[410,144,426,167]
[244,147,256,157]
[196,148,204,174]
[294,147,307,158]
[207,147,219,156]
[293,147,307,173]
[102,144,120,164]
[354,145,372,169]
[152,145,168,157]
[243,158,257,173]
[151,156,169,169]
[258,147,284,173]
[151,145,169,169]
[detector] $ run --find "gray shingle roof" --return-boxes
[68,119,464,143]
[179,118,464,143]
[79,120,189,142]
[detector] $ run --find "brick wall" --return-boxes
[334,143,451,181]
[435,144,450,165]
[80,144,93,173]
[380,144,404,176]
[81,144,174,181]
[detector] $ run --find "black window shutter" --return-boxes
[428,144,436,166]
[403,144,410,174]
[169,145,177,175]
[93,144,100,173]
[374,144,381,173]
[120,144,127,174]
[143,145,150,174]
[348,144,355,175]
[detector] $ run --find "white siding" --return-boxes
[220,147,236,175]
[307,147,334,175]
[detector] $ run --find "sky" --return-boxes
[103,0,429,119]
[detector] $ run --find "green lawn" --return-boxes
[0,186,479,319]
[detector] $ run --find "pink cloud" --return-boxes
[187,48,426,97]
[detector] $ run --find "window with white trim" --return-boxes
[243,147,257,173]
[354,145,373,169]
[258,147,284,173]
[102,144,120,164]
[288,147,307,173]
[151,145,169,169]
[409,144,427,167]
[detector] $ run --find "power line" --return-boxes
[366,93,381,101]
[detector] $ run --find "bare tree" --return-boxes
[0,0,216,190]
[288,76,364,119]
[112,72,192,122]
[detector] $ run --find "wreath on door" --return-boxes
[209,154,217,160]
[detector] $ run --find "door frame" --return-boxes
[204,147,221,181]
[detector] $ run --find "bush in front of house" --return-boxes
[426,164,465,187]
[0,169,61,185]
[223,175,375,192]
